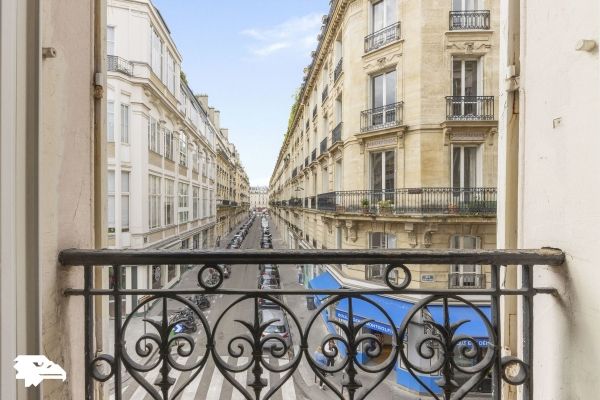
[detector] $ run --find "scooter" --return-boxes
[188,294,210,310]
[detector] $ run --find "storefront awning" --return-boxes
[307,271,341,301]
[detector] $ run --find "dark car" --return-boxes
[260,264,280,280]
[258,275,280,288]
[260,242,273,249]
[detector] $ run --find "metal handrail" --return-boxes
[360,101,404,132]
[364,22,402,53]
[332,122,343,145]
[320,137,328,155]
[449,10,491,30]
[334,57,343,82]
[446,96,494,120]
[107,55,133,76]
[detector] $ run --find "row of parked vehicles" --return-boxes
[226,215,256,249]
[257,263,292,351]
[260,216,273,249]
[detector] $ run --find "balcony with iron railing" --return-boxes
[364,22,402,53]
[320,137,328,155]
[292,167,298,178]
[322,85,329,103]
[304,156,309,169]
[360,102,404,132]
[446,96,494,121]
[312,105,317,119]
[107,55,133,76]
[331,122,343,146]
[60,247,564,400]
[449,10,491,30]
[305,120,310,132]
[275,187,497,215]
[311,148,317,162]
[334,57,343,82]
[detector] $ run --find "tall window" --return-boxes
[121,171,130,231]
[107,170,115,232]
[107,26,115,55]
[107,100,115,142]
[372,0,397,32]
[452,59,480,116]
[450,235,483,288]
[178,183,189,223]
[452,145,480,189]
[336,226,343,249]
[164,129,174,160]
[120,104,129,144]
[209,190,214,216]
[322,167,329,193]
[148,117,160,153]
[164,179,174,225]
[151,27,162,77]
[179,132,188,167]
[370,150,395,198]
[367,232,396,280]
[202,188,208,217]
[166,52,175,93]
[149,175,161,229]
[372,70,396,108]
[193,186,200,219]
[452,0,481,11]
[334,159,343,191]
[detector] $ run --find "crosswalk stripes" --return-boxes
[205,356,229,400]
[179,356,208,400]
[110,354,302,400]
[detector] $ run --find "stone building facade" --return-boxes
[269,0,499,290]
[250,186,270,210]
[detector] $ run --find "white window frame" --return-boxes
[107,100,115,142]
[107,25,115,56]
[369,149,396,191]
[450,235,483,287]
[108,170,115,232]
[452,58,483,97]
[451,144,482,188]
[121,171,130,231]
[164,129,174,160]
[120,104,129,144]
[164,179,174,226]
[367,232,396,280]
[371,0,397,33]
[193,186,200,219]
[178,182,189,223]
[179,132,188,167]
[148,117,160,154]
[452,0,483,11]
[148,175,161,229]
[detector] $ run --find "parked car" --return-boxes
[258,275,280,288]
[221,264,231,278]
[260,241,273,249]
[259,308,292,351]
[258,291,282,309]
[260,264,280,280]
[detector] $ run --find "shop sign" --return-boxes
[335,310,394,336]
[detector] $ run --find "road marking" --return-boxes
[129,363,161,400]
[179,356,208,400]
[205,356,229,400]
[230,357,248,400]
[280,358,297,400]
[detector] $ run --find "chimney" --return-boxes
[196,94,209,109]
[208,107,215,126]
[214,110,221,131]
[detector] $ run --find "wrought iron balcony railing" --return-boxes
[322,85,329,103]
[292,167,298,178]
[304,156,309,168]
[364,22,402,53]
[312,105,317,119]
[298,187,497,215]
[332,122,343,145]
[107,55,133,76]
[61,248,564,400]
[320,137,328,155]
[449,272,487,289]
[288,197,303,207]
[446,96,494,120]
[449,10,491,30]
[360,102,404,132]
[334,58,343,82]
[305,120,310,132]
[311,148,317,162]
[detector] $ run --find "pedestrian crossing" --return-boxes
[111,355,301,400]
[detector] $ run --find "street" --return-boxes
[111,216,427,400]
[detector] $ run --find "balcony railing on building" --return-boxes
[364,22,402,53]
[320,137,328,155]
[331,122,343,146]
[312,105,317,119]
[311,148,317,162]
[322,85,329,103]
[449,272,487,289]
[334,57,343,82]
[304,156,309,168]
[107,55,133,76]
[61,247,564,400]
[449,10,491,30]
[360,102,404,132]
[292,167,298,178]
[446,96,494,120]
[313,187,496,215]
[305,120,310,132]
[288,197,303,207]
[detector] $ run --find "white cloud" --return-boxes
[242,13,322,57]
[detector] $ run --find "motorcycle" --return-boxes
[188,294,210,310]
[169,309,197,334]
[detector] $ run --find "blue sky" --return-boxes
[153,0,329,186]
